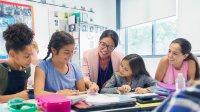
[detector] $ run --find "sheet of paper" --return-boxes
[123,92,158,98]
[105,92,158,98]
[85,94,120,105]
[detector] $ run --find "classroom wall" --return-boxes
[143,58,160,78]
[177,0,200,54]
[8,0,116,59]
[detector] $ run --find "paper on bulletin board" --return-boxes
[0,17,15,58]
[0,1,33,59]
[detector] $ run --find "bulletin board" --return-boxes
[0,0,33,59]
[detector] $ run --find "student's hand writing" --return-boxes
[57,89,79,96]
[88,82,99,94]
[15,90,29,100]
[135,87,149,94]
[118,85,131,94]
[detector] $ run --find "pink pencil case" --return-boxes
[156,82,176,92]
[36,94,71,112]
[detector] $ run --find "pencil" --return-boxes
[79,91,87,94]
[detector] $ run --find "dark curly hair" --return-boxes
[3,23,34,53]
[43,31,75,60]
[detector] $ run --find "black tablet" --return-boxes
[137,96,165,104]
[136,94,159,100]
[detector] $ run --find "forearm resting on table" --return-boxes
[0,94,24,103]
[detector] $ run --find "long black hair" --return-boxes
[171,38,200,79]
[43,31,75,60]
[123,54,150,78]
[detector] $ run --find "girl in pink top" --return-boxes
[155,38,200,85]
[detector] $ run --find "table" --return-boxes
[1,93,162,112]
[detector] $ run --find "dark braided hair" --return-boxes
[123,54,150,78]
[3,23,34,53]
[43,31,75,60]
[171,38,200,79]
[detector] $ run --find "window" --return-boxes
[154,17,177,55]
[116,29,126,55]
[122,17,177,56]
[127,22,152,55]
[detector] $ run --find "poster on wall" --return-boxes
[0,0,33,59]
[48,9,68,37]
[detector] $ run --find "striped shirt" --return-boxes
[153,85,200,112]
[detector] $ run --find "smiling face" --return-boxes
[168,43,188,66]
[98,37,115,59]
[119,60,133,77]
[52,44,75,64]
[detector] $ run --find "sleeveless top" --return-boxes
[163,61,188,85]
[0,62,30,95]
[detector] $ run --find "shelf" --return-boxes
[26,0,95,13]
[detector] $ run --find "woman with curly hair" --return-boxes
[0,23,34,103]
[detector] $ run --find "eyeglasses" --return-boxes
[99,41,115,51]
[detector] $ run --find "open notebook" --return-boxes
[68,93,136,106]
[85,94,136,106]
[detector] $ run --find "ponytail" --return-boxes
[43,41,52,60]
[185,53,200,79]
[43,49,51,60]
